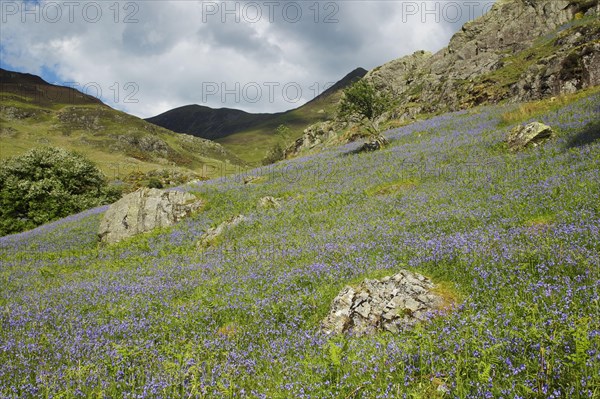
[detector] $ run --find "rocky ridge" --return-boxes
[288,0,600,157]
[366,0,600,115]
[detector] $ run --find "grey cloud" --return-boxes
[198,21,282,61]
[121,3,186,56]
[1,0,497,117]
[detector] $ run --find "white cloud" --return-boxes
[0,0,494,118]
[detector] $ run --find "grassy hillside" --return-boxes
[214,87,346,163]
[1,91,599,397]
[0,69,247,181]
[146,68,367,164]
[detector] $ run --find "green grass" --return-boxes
[499,85,600,126]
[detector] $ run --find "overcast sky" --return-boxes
[1,0,495,118]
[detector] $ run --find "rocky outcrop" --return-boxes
[356,135,390,153]
[116,134,171,157]
[98,188,203,244]
[364,0,600,119]
[242,175,263,185]
[197,215,247,249]
[322,270,450,336]
[287,1,599,158]
[1,105,50,120]
[284,121,341,158]
[507,122,555,151]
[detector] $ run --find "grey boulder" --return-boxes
[258,196,282,209]
[322,270,450,336]
[98,188,203,244]
[507,122,555,151]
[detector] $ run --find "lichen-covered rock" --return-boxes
[98,188,203,244]
[243,176,262,185]
[321,270,450,336]
[197,215,247,249]
[284,121,341,158]
[258,196,281,209]
[363,0,599,118]
[507,122,555,151]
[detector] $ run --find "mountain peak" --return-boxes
[145,67,368,163]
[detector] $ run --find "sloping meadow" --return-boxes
[1,93,599,398]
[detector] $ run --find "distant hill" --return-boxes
[0,68,247,180]
[146,67,367,163]
[146,105,273,141]
[0,68,103,107]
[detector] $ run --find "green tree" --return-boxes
[337,79,394,148]
[0,147,121,236]
[275,124,291,140]
[262,124,291,165]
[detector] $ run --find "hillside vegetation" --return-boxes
[0,69,247,180]
[0,147,121,236]
[1,90,599,397]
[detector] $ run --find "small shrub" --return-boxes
[0,146,121,236]
[337,79,395,138]
[147,177,163,189]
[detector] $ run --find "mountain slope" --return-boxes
[287,0,600,158]
[145,105,272,141]
[0,69,247,180]
[146,68,367,163]
[1,89,599,397]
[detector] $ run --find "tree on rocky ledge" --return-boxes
[0,147,121,236]
[337,79,394,150]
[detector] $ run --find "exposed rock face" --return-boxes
[364,0,600,119]
[322,270,448,336]
[98,188,203,244]
[197,215,247,249]
[284,121,341,158]
[116,134,171,156]
[507,122,555,151]
[258,196,281,208]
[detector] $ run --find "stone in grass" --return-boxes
[258,196,282,209]
[197,215,247,249]
[356,135,390,153]
[243,175,263,184]
[321,270,452,336]
[506,122,555,151]
[98,188,203,244]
